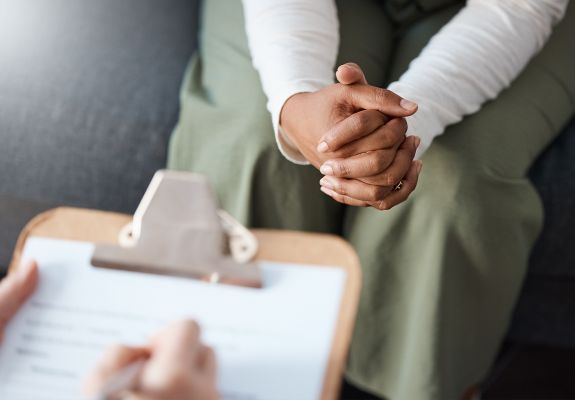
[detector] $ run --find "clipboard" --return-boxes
[8,171,362,400]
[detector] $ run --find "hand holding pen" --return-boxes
[85,320,219,400]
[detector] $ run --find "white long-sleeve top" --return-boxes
[241,0,569,164]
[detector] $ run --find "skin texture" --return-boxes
[0,261,38,344]
[280,63,423,210]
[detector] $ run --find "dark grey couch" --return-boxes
[1,0,574,396]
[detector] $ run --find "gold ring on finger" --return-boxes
[393,180,403,192]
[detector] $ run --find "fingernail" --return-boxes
[320,176,335,190]
[317,141,329,153]
[320,163,334,176]
[320,186,337,198]
[416,160,423,174]
[413,136,421,148]
[400,99,417,111]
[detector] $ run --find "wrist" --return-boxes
[275,92,313,164]
[279,92,309,144]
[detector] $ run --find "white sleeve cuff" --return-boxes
[404,107,439,160]
[277,125,310,165]
[410,117,435,160]
[388,81,457,160]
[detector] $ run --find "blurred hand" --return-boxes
[0,261,38,343]
[85,320,219,400]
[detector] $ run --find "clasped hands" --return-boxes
[280,63,422,210]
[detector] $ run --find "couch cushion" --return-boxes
[508,117,575,346]
[0,0,198,213]
[509,276,575,348]
[528,117,575,279]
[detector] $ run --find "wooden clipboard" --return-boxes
[9,206,361,400]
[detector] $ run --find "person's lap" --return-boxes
[168,0,343,232]
[168,0,575,398]
[341,2,575,398]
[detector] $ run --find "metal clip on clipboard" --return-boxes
[91,170,262,288]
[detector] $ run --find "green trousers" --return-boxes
[169,1,575,399]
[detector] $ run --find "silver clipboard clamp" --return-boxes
[91,170,262,288]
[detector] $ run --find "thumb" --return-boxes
[146,320,202,371]
[0,261,38,338]
[345,84,418,117]
[336,63,368,85]
[83,345,149,397]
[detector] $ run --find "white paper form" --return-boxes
[0,238,346,400]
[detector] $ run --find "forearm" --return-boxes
[242,0,338,163]
[388,0,569,158]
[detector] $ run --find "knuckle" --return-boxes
[161,370,192,392]
[386,125,407,146]
[333,82,345,93]
[354,112,369,130]
[349,118,362,135]
[372,88,390,104]
[389,129,407,148]
[368,186,383,202]
[377,171,395,187]
[383,203,395,210]
[400,149,414,163]
[374,200,388,211]
[366,108,384,123]
[337,195,350,206]
[396,118,407,133]
[389,117,407,133]
[323,130,336,145]
[337,162,352,177]
[375,129,392,147]
[366,157,379,175]
[375,186,388,201]
[335,83,351,99]
[376,152,390,171]
[398,117,408,132]
[409,141,419,157]
[330,191,343,202]
[341,196,352,206]
[391,137,405,150]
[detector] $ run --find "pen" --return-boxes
[92,359,146,400]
